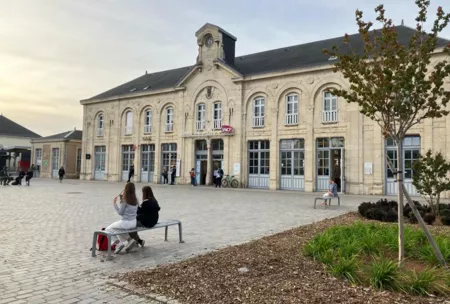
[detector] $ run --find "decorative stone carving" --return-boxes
[307,77,314,84]
[271,108,279,114]
[272,83,279,90]
[207,65,213,71]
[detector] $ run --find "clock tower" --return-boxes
[195,23,237,67]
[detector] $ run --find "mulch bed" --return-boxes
[120,213,450,304]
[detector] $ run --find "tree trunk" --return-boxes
[396,143,405,265]
[402,184,448,268]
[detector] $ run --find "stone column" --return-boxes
[153,116,161,184]
[269,107,278,190]
[206,137,212,185]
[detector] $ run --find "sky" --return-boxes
[0,0,449,137]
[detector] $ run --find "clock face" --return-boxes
[205,35,213,48]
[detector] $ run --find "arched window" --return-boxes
[196,103,206,130]
[97,114,104,136]
[144,109,152,133]
[165,107,174,132]
[125,111,133,135]
[213,102,222,129]
[252,97,265,127]
[322,92,338,123]
[285,94,298,125]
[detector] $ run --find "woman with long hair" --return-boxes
[105,182,138,254]
[125,185,160,252]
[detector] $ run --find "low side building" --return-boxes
[31,129,82,179]
[0,114,41,172]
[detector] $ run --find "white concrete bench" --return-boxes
[91,219,184,260]
[314,196,340,209]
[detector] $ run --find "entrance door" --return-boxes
[200,160,207,185]
[140,144,155,183]
[161,143,177,183]
[280,139,305,190]
[316,137,344,191]
[121,145,135,182]
[52,148,59,178]
[385,136,420,195]
[94,146,106,180]
[195,140,207,185]
[248,140,270,188]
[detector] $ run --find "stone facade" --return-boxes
[80,24,450,195]
[31,135,82,179]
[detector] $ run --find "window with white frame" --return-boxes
[196,103,206,130]
[322,92,338,123]
[165,107,174,132]
[144,109,152,133]
[285,94,298,125]
[213,102,222,129]
[253,97,265,127]
[125,111,133,135]
[97,115,104,136]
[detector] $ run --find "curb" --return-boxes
[107,278,179,304]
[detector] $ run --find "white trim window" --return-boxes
[144,109,152,133]
[285,94,298,125]
[252,97,265,127]
[322,92,338,123]
[125,111,133,135]
[196,103,206,130]
[213,102,222,129]
[97,115,104,136]
[165,107,174,132]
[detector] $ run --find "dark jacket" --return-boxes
[58,168,65,176]
[129,167,135,176]
[19,170,25,178]
[137,198,160,228]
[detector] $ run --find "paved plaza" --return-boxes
[1,179,372,303]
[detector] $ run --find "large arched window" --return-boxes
[97,114,104,136]
[165,107,174,132]
[144,109,152,133]
[322,91,338,123]
[285,94,298,125]
[196,103,206,130]
[125,111,133,135]
[213,102,222,129]
[252,97,265,127]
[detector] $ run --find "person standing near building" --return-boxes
[161,167,169,184]
[127,165,135,183]
[218,167,224,188]
[170,165,176,185]
[213,168,219,188]
[58,166,65,183]
[189,168,197,186]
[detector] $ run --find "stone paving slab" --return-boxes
[1,178,380,303]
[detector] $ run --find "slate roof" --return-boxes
[0,114,41,138]
[86,25,450,101]
[35,130,83,141]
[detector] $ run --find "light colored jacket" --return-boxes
[114,201,138,221]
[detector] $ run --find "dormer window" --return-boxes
[204,34,214,48]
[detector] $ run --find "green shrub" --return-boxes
[328,255,359,283]
[404,268,449,296]
[369,257,399,290]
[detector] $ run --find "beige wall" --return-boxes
[0,135,32,148]
[31,140,81,179]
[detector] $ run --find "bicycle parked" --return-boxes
[221,175,239,188]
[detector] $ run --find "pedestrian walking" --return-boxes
[127,165,135,183]
[218,167,224,188]
[213,168,219,188]
[189,168,197,186]
[58,166,65,182]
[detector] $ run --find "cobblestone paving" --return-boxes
[1,179,368,303]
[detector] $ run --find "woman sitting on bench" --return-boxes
[323,179,338,198]
[125,185,161,252]
[105,182,138,254]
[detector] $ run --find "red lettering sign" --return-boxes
[221,125,233,133]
